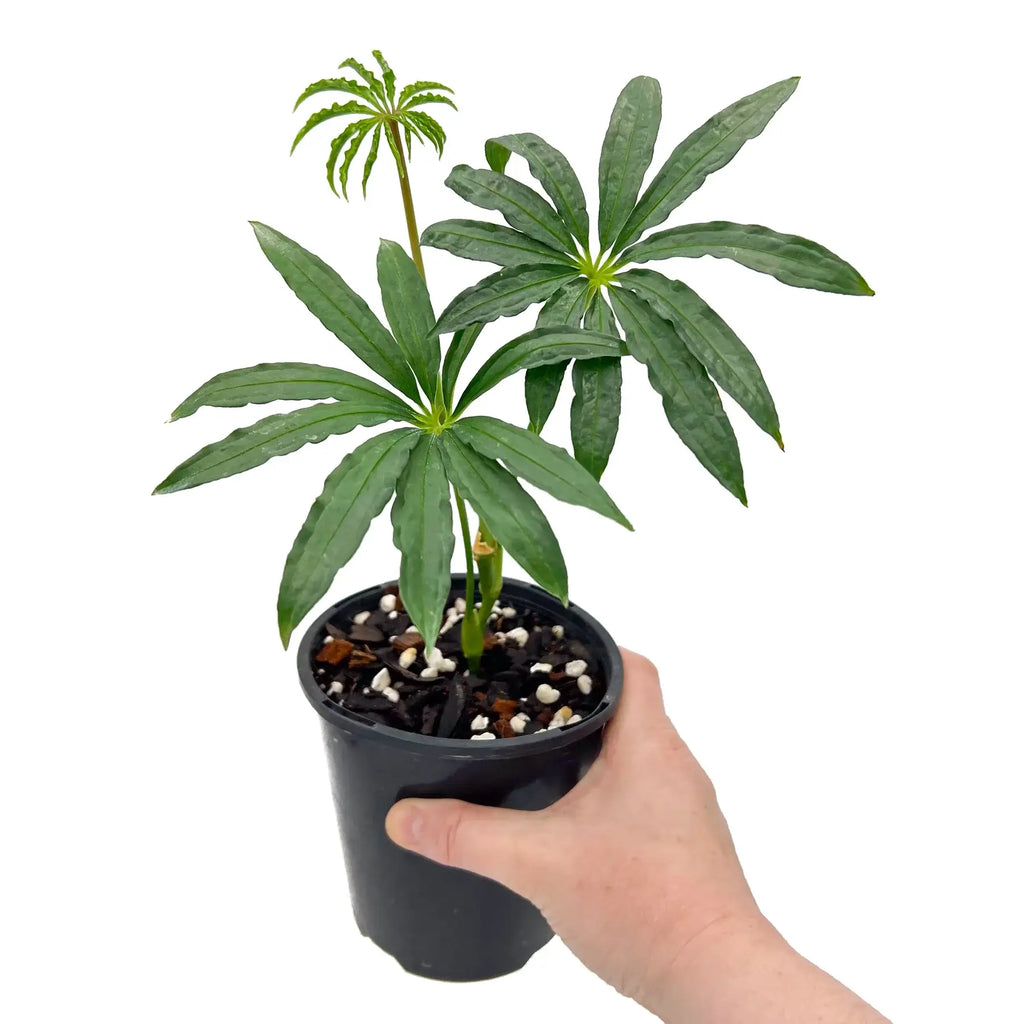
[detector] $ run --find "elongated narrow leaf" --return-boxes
[454,417,631,529]
[524,279,590,431]
[338,59,385,100]
[391,435,454,645]
[445,165,574,252]
[371,50,396,106]
[398,79,455,107]
[326,120,374,197]
[277,428,419,646]
[608,287,745,503]
[455,326,624,415]
[170,363,415,421]
[376,240,440,394]
[250,222,419,402]
[153,403,400,494]
[421,219,576,268]
[361,123,382,196]
[435,263,580,335]
[621,221,874,295]
[584,289,620,337]
[294,77,381,112]
[484,140,510,173]
[290,101,377,153]
[570,355,622,482]
[488,133,590,247]
[337,120,375,199]
[615,78,799,250]
[598,77,662,251]
[405,111,446,156]
[619,268,780,444]
[406,92,457,111]
[439,433,568,603]
[441,322,483,410]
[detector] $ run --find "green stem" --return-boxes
[454,490,483,670]
[386,119,425,279]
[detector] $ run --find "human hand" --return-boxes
[385,650,889,1023]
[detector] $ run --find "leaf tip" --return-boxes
[774,431,785,452]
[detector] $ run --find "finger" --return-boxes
[385,797,559,901]
[604,648,668,744]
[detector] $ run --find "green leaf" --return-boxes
[337,59,386,101]
[454,417,631,529]
[584,289,620,337]
[484,139,511,174]
[620,220,873,295]
[421,219,576,268]
[294,77,381,112]
[435,263,581,335]
[398,79,455,107]
[445,165,575,253]
[404,111,446,156]
[598,76,662,252]
[455,325,624,415]
[607,286,746,503]
[326,119,374,197]
[618,268,780,444]
[406,92,457,111]
[361,123,382,196]
[441,322,483,411]
[337,120,375,199]
[371,50,396,106]
[153,403,401,495]
[524,279,590,431]
[290,101,377,154]
[277,428,419,647]
[249,222,420,403]
[439,433,568,604]
[570,356,622,482]
[391,435,454,646]
[488,133,590,247]
[615,78,800,251]
[170,362,415,421]
[376,239,440,394]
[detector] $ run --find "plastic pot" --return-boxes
[296,573,623,982]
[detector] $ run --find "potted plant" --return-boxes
[154,53,871,982]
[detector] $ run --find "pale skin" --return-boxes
[385,649,891,1023]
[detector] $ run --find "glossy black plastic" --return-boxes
[296,574,623,982]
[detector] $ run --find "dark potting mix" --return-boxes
[312,585,604,739]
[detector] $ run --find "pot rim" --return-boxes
[296,573,623,759]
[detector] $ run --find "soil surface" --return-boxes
[311,585,604,740]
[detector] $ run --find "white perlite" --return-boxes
[530,662,553,674]
[510,713,529,734]
[535,683,560,704]
[327,680,343,696]
[406,625,419,634]
[505,627,529,647]
[382,686,400,704]
[424,648,456,673]
[470,733,496,741]
[399,647,417,669]
[551,624,564,639]
[419,666,439,680]
[387,610,398,620]
[370,668,390,692]
[379,594,397,613]
[322,635,334,644]
[551,706,573,727]
[353,610,371,625]
[567,714,582,725]
[501,606,516,618]
[470,714,490,731]
[576,674,592,695]
[455,597,467,614]
[565,660,588,678]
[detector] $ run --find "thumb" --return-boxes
[385,798,559,901]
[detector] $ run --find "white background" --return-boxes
[3,2,1021,1021]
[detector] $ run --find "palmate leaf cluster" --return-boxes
[423,77,873,502]
[292,50,455,199]
[154,224,631,648]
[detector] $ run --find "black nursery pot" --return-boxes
[296,573,623,982]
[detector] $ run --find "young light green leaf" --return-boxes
[618,268,780,444]
[404,111,446,156]
[620,221,874,295]
[361,124,382,196]
[376,239,440,394]
[337,120,375,199]
[293,77,381,112]
[598,76,662,252]
[484,140,511,174]
[608,286,746,503]
[398,80,455,107]
[170,363,415,421]
[290,101,377,154]
[439,433,568,604]
[391,435,454,646]
[615,78,800,251]
[153,403,401,494]
[441,322,483,410]
[435,263,581,335]
[524,279,590,431]
[454,417,631,529]
[454,326,624,415]
[445,165,575,253]
[488,133,590,247]
[326,119,375,197]
[277,428,419,646]
[406,92,458,111]
[421,219,576,268]
[371,50,396,106]
[570,357,622,482]
[249,222,420,402]
[337,59,385,101]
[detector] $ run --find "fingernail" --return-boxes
[388,803,423,848]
